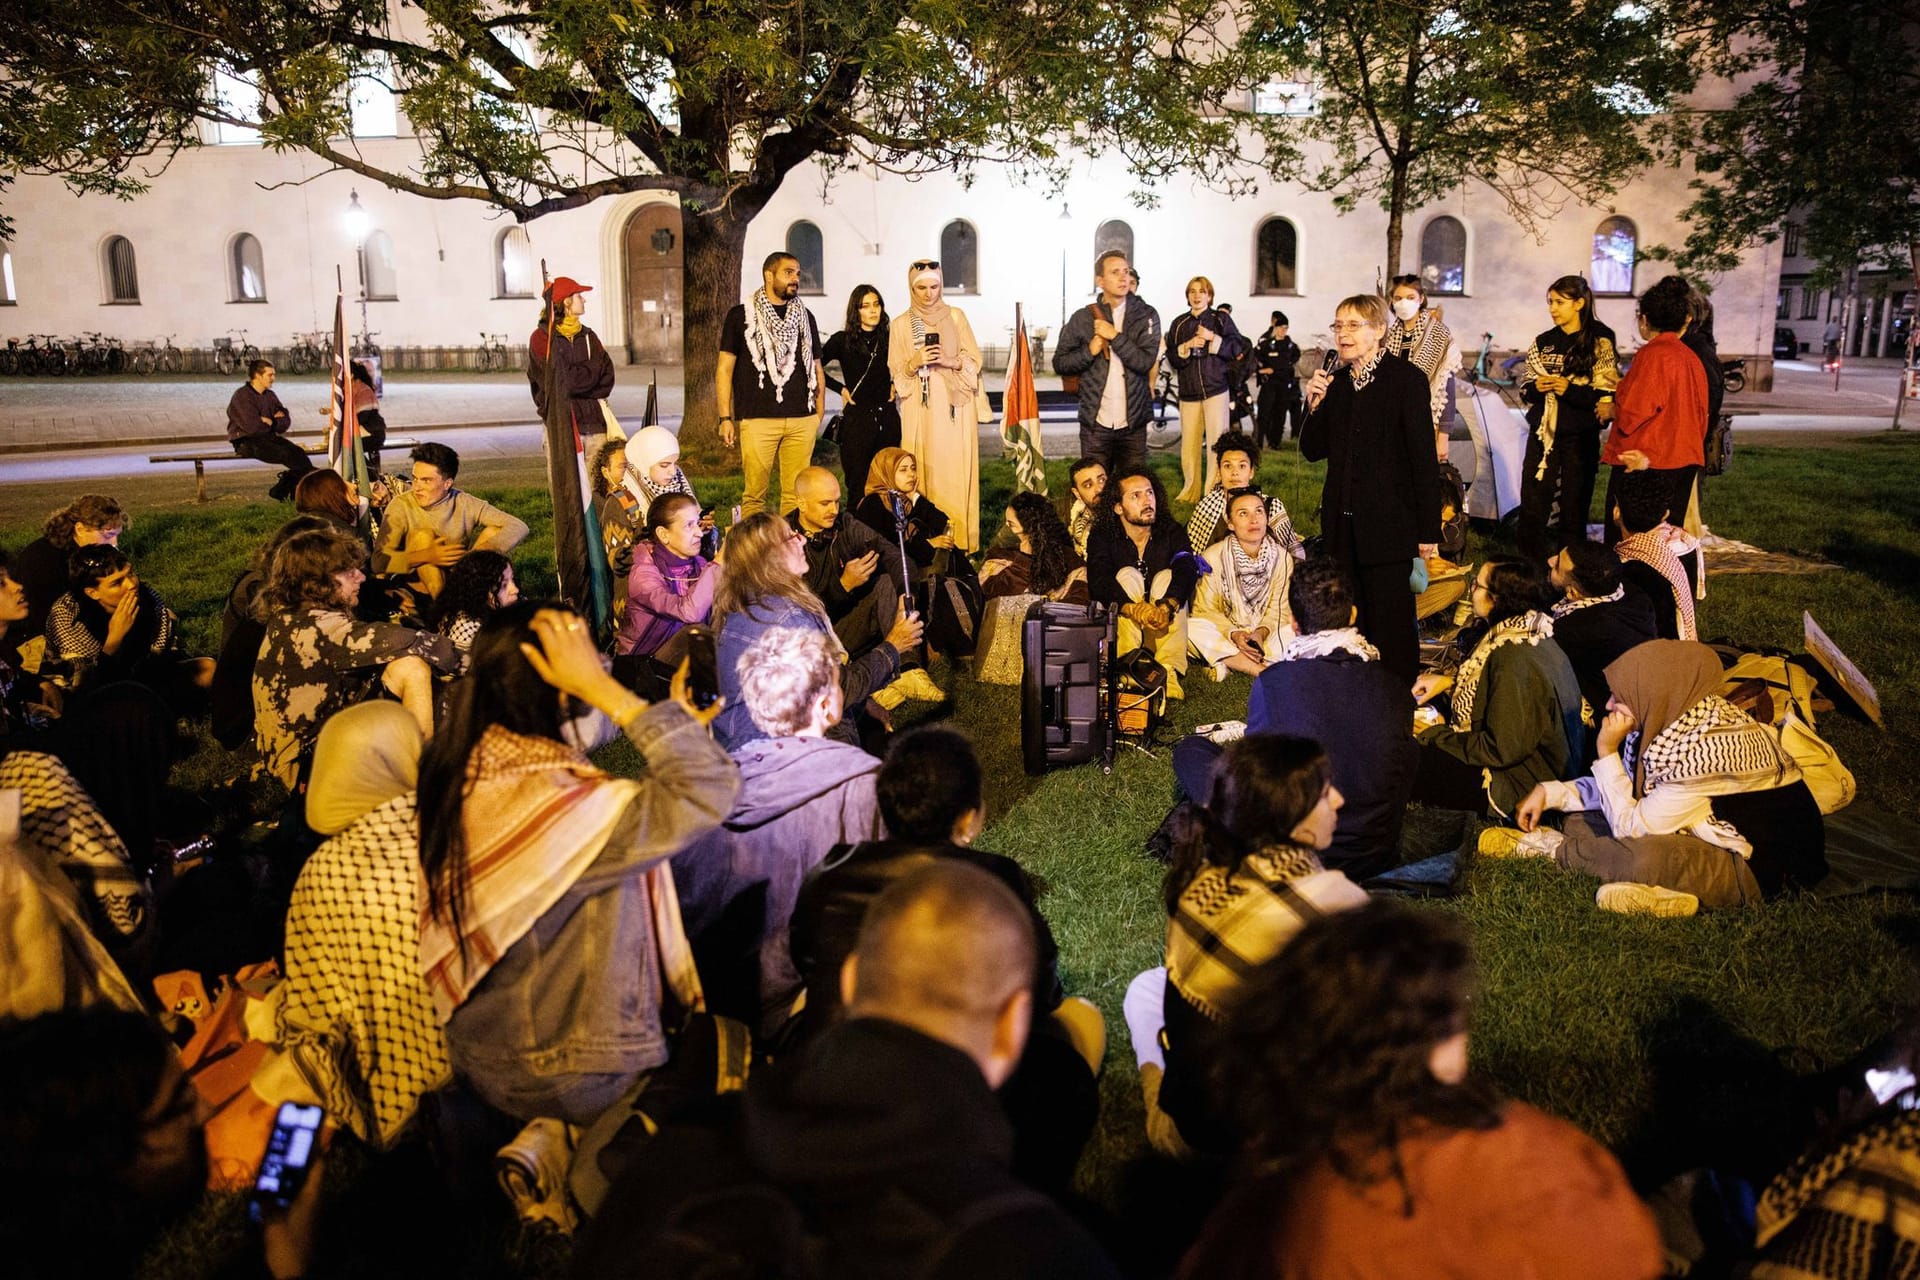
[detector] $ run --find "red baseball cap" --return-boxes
[546,276,593,303]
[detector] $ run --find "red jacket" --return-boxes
[1603,332,1706,470]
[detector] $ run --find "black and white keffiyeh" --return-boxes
[1550,585,1624,619]
[743,288,817,410]
[1227,536,1280,617]
[1283,627,1380,663]
[1450,610,1554,732]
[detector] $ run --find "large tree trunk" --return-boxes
[677,198,762,468]
[1384,162,1409,281]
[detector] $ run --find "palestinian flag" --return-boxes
[1001,303,1047,495]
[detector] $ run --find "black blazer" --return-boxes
[1300,356,1441,566]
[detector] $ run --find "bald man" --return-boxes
[576,863,1121,1280]
[787,465,907,655]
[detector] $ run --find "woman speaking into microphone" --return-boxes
[1299,294,1441,683]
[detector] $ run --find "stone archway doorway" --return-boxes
[623,203,685,365]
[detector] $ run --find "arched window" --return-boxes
[1095,220,1134,266]
[230,233,267,302]
[103,236,140,304]
[496,226,536,298]
[939,220,978,294]
[1591,216,1637,296]
[785,220,825,295]
[1253,217,1298,294]
[363,230,398,300]
[1419,216,1466,295]
[1,242,15,305]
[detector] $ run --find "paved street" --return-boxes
[0,358,1909,524]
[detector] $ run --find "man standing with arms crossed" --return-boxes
[717,253,826,518]
[1053,251,1161,479]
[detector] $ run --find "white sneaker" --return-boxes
[1595,882,1699,918]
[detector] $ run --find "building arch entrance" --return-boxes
[622,203,685,365]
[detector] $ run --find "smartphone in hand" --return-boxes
[249,1102,325,1222]
[683,624,721,710]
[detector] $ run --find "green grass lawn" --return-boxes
[7,434,1919,1276]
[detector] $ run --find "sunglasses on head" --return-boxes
[911,260,939,271]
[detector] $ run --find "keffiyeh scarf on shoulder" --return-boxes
[1283,627,1379,663]
[1630,694,1794,797]
[1168,843,1357,1022]
[419,726,698,1022]
[279,794,451,1148]
[1450,611,1554,733]
[1387,311,1453,383]
[1227,537,1280,618]
[1550,585,1624,619]
[1618,528,1697,640]
[743,289,816,410]
[1752,1108,1920,1276]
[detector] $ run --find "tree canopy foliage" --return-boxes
[1243,0,1701,277]
[1649,0,1920,285]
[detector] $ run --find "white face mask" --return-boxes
[1392,298,1422,322]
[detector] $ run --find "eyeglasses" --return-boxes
[1330,321,1373,333]
[911,259,939,271]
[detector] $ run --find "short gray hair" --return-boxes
[737,626,840,738]
[1335,294,1389,330]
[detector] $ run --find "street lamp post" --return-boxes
[343,190,372,357]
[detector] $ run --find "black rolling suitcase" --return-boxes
[1020,600,1117,775]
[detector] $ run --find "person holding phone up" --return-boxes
[889,260,984,552]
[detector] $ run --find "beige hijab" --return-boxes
[894,263,975,399]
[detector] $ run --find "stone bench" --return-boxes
[149,437,417,502]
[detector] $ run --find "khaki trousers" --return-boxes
[739,415,819,517]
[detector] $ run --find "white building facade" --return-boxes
[0,96,1786,379]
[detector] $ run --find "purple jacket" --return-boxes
[617,540,717,656]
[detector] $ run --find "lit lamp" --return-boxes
[343,190,373,355]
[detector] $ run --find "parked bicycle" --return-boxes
[1465,332,1523,388]
[475,332,512,372]
[28,334,69,377]
[283,330,332,375]
[211,330,261,377]
[72,332,127,375]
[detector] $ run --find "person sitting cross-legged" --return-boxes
[1177,903,1664,1279]
[373,442,530,609]
[788,466,915,666]
[1170,555,1418,881]
[1127,733,1369,1160]
[1188,488,1294,680]
[1503,639,1827,917]
[1410,555,1584,820]
[1086,467,1197,699]
[574,862,1121,1280]
[1184,432,1304,561]
[672,626,884,1045]
[788,726,1104,1192]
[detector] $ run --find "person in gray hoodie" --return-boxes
[673,625,885,1044]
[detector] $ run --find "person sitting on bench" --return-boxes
[373,442,529,607]
[226,359,314,502]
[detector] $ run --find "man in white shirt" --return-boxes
[1052,251,1161,479]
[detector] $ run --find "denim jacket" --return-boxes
[443,702,739,1124]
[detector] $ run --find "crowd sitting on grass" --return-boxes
[0,268,1881,1280]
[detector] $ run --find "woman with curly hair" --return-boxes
[981,492,1089,604]
[430,550,519,668]
[1123,734,1366,1158]
[252,526,459,787]
[710,512,916,751]
[9,494,128,649]
[1179,901,1661,1279]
